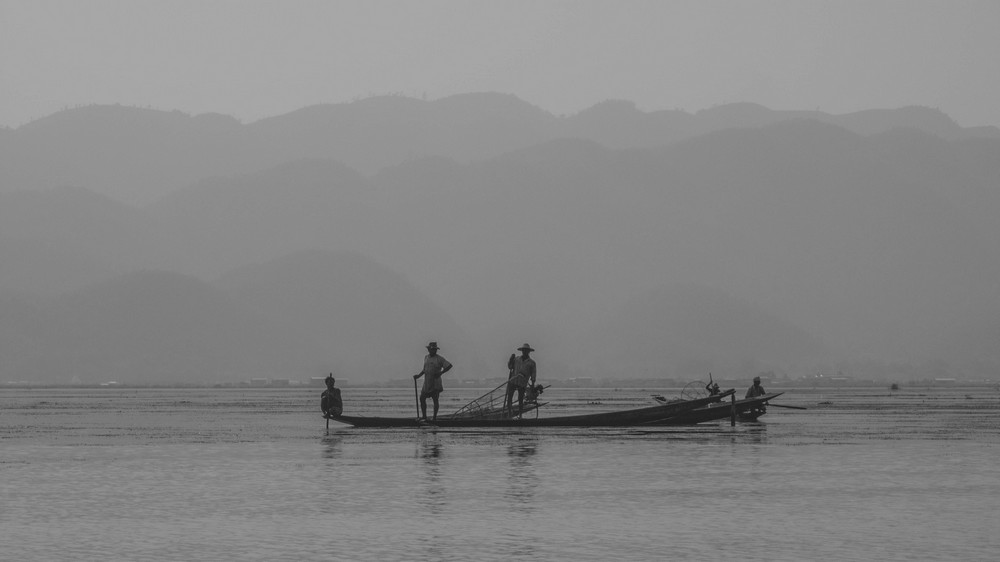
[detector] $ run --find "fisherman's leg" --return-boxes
[419,394,428,419]
[431,395,440,420]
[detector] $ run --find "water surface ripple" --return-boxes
[2,387,998,561]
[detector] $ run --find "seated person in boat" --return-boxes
[505,344,537,417]
[413,341,453,421]
[705,374,721,396]
[745,375,767,416]
[745,375,766,398]
[321,374,343,418]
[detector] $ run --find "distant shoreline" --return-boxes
[4,380,997,390]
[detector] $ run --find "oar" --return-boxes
[769,403,807,410]
[413,374,421,418]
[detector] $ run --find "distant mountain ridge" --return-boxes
[1,94,999,383]
[2,94,996,204]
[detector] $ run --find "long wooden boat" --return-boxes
[648,392,784,425]
[327,390,734,428]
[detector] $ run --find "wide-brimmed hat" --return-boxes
[426,341,440,350]
[517,343,535,352]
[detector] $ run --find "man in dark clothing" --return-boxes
[705,373,721,396]
[745,375,768,417]
[321,374,343,418]
[413,342,453,421]
[505,344,537,417]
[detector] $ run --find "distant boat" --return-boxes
[649,392,784,424]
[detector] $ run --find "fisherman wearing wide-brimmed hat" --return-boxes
[505,343,537,418]
[413,341,453,421]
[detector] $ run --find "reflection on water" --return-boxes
[506,436,539,513]
[417,432,446,515]
[2,387,1000,561]
[419,433,443,461]
[727,420,769,446]
[500,438,541,560]
[320,434,342,460]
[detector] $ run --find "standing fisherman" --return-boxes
[413,342,453,421]
[505,344,537,418]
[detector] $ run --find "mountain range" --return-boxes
[3,94,996,205]
[1,94,998,384]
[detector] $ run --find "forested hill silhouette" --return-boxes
[0,270,313,384]
[1,95,999,383]
[214,250,482,380]
[0,253,473,385]
[556,283,832,379]
[0,186,186,294]
[2,94,996,204]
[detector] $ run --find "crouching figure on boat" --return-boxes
[321,374,343,418]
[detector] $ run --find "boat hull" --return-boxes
[328,391,733,428]
[649,392,784,425]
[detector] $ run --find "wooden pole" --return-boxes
[770,403,807,410]
[730,393,736,426]
[414,376,421,419]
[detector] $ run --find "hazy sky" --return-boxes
[3,0,999,128]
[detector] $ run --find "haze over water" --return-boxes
[4,3,1000,388]
[3,3,1000,559]
[3,386,998,561]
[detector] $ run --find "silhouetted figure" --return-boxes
[505,344,537,417]
[745,375,766,398]
[705,373,721,396]
[321,374,343,418]
[413,342,452,421]
[744,375,768,418]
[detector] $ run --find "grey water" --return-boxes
[2,386,999,561]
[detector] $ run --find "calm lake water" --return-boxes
[3,385,999,561]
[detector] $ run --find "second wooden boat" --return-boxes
[648,392,784,425]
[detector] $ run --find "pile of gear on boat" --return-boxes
[321,341,790,428]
